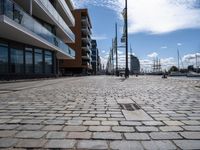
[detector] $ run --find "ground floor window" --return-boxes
[25,48,33,74]
[10,48,24,74]
[45,51,53,74]
[34,49,43,74]
[0,43,8,73]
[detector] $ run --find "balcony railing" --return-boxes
[0,0,75,58]
[35,0,75,41]
[58,0,75,26]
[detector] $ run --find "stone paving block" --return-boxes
[0,119,10,124]
[102,121,119,126]
[77,140,108,149]
[66,120,83,125]
[143,121,164,126]
[179,132,200,139]
[17,125,43,131]
[163,121,184,126]
[15,131,47,139]
[110,141,144,150]
[124,133,150,140]
[174,140,200,149]
[0,124,19,130]
[67,132,92,139]
[136,126,159,132]
[112,126,135,132]
[0,138,18,148]
[20,119,43,124]
[120,121,142,126]
[42,125,63,131]
[43,120,65,125]
[150,132,182,140]
[45,139,76,149]
[182,126,200,131]
[7,119,22,124]
[15,139,47,148]
[46,131,67,139]
[63,126,87,131]
[159,126,183,132]
[93,132,122,140]
[141,140,177,150]
[181,120,200,125]
[0,130,17,137]
[89,126,111,132]
[83,121,100,125]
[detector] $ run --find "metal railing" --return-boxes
[35,0,75,41]
[0,0,75,58]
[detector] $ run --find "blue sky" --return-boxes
[73,0,200,70]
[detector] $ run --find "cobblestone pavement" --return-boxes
[0,76,200,149]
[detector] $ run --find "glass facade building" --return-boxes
[0,39,55,80]
[0,0,75,79]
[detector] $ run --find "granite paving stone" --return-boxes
[141,140,177,150]
[93,132,122,140]
[44,139,76,149]
[150,132,182,140]
[0,76,199,149]
[174,140,200,149]
[15,139,47,148]
[125,133,150,140]
[110,141,144,150]
[0,138,18,148]
[77,140,108,149]
[15,131,47,139]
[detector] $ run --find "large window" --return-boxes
[34,49,43,74]
[11,48,24,74]
[25,48,33,74]
[0,43,8,74]
[0,0,3,15]
[45,51,53,74]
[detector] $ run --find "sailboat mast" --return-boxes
[177,48,180,71]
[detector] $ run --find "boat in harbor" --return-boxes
[187,71,200,77]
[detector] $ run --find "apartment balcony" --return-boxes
[82,53,90,60]
[81,16,90,27]
[0,0,75,59]
[82,35,91,44]
[82,62,90,67]
[82,26,91,35]
[57,0,75,26]
[82,44,91,53]
[33,0,75,43]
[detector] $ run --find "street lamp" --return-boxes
[121,0,129,78]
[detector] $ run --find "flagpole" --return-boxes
[115,23,119,76]
[125,0,129,78]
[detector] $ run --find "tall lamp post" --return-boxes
[123,0,129,78]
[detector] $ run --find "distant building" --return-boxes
[130,55,140,74]
[91,40,101,74]
[59,9,92,75]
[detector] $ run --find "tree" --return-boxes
[169,66,179,72]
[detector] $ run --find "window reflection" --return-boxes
[11,48,24,73]
[34,49,43,74]
[0,44,8,73]
[45,51,53,74]
[25,48,33,74]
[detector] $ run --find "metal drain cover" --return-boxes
[120,103,140,111]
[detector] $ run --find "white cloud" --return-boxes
[148,52,158,58]
[161,46,168,49]
[177,43,182,46]
[91,34,108,40]
[182,52,200,66]
[73,0,200,34]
